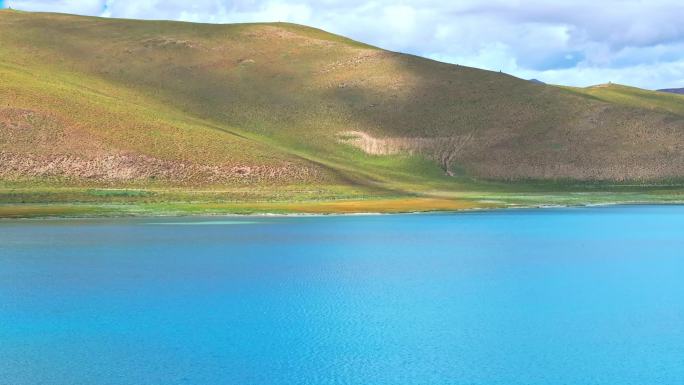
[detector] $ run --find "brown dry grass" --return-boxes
[264,198,489,213]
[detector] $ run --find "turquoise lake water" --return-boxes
[1,206,683,384]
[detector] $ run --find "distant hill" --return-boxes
[658,88,684,95]
[528,79,545,84]
[3,9,684,195]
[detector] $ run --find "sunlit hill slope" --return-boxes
[3,9,684,199]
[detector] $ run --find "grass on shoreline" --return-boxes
[2,186,684,218]
[0,199,482,218]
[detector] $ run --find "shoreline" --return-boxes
[2,200,684,220]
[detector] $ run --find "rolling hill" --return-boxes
[658,88,684,95]
[2,10,684,215]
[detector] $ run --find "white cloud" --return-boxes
[6,0,684,89]
[9,0,106,14]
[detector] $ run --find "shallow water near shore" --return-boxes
[2,206,683,385]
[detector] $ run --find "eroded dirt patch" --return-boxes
[0,152,322,185]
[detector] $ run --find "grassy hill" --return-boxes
[2,10,684,215]
[659,88,684,95]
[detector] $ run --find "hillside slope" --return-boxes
[659,88,684,95]
[2,10,684,196]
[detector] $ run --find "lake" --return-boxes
[1,206,683,385]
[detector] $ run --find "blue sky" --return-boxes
[5,0,684,90]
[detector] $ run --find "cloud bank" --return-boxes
[6,0,684,89]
